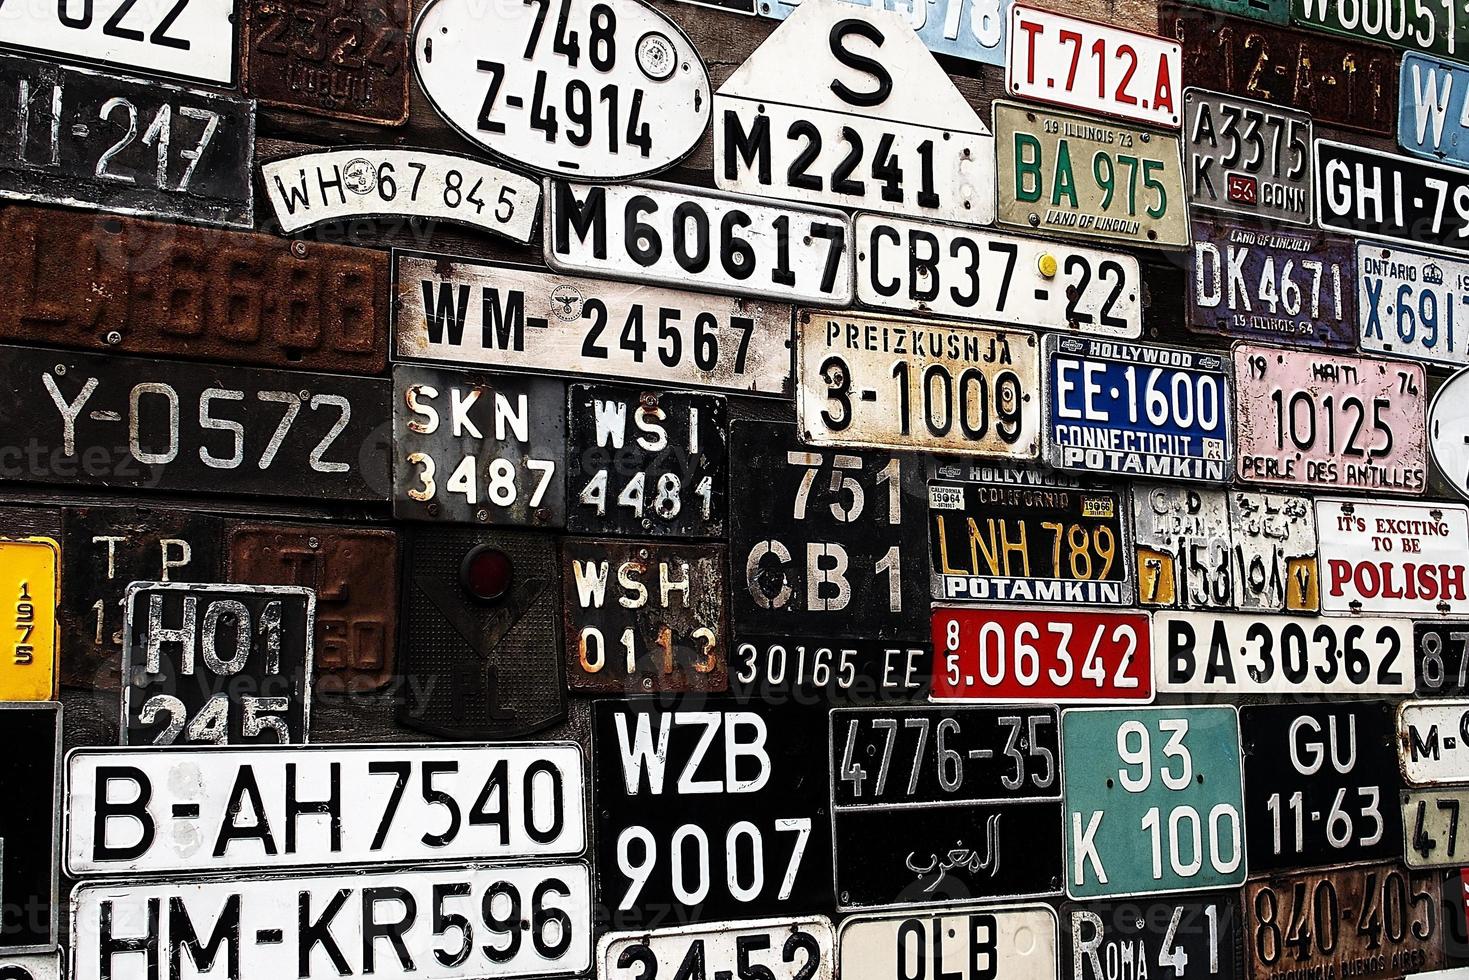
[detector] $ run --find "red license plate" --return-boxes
[931,606,1153,701]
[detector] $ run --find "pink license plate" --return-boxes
[931,606,1153,702]
[1233,343,1427,494]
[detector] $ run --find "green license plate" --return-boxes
[994,101,1190,249]
[1290,0,1466,57]
[1062,706,1246,899]
[1174,0,1288,22]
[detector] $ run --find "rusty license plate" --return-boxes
[562,538,727,693]
[796,310,1041,457]
[1233,344,1427,494]
[1160,2,1398,134]
[59,507,224,692]
[1187,219,1356,348]
[227,523,399,692]
[243,0,411,125]
[0,55,254,228]
[0,345,391,502]
[0,207,388,374]
[1242,864,1444,980]
[392,364,566,527]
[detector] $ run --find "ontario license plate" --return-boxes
[1160,2,1398,133]
[854,215,1142,337]
[1233,344,1427,494]
[562,539,727,692]
[0,346,390,501]
[600,919,835,980]
[1066,894,1239,980]
[1154,612,1413,695]
[1400,54,1469,166]
[1043,336,1232,482]
[392,364,565,527]
[1183,88,1312,224]
[1315,497,1469,615]
[729,421,928,640]
[1062,706,1246,899]
[1008,6,1181,127]
[65,742,585,875]
[0,207,389,375]
[841,906,1058,980]
[796,311,1040,457]
[756,0,1008,68]
[1358,242,1469,366]
[1242,864,1444,980]
[1405,786,1469,868]
[927,480,1133,604]
[830,705,1063,909]
[71,863,593,980]
[1187,219,1356,348]
[0,55,254,228]
[1402,700,1469,784]
[393,252,792,396]
[121,583,314,746]
[1240,701,1403,873]
[995,101,1189,248]
[545,180,853,305]
[930,606,1152,702]
[1319,141,1469,255]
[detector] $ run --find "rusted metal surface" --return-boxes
[562,538,728,693]
[0,207,389,374]
[243,0,411,125]
[59,506,223,692]
[1242,863,1444,980]
[227,522,400,692]
[1160,2,1398,134]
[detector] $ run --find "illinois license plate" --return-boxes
[854,215,1143,337]
[1007,6,1182,128]
[0,537,57,701]
[796,311,1040,457]
[0,55,253,228]
[756,0,1008,67]
[1400,54,1469,166]
[930,606,1152,702]
[394,252,792,396]
[1063,706,1245,899]
[1239,701,1403,873]
[1319,141,1469,256]
[1358,242,1469,366]
[1154,612,1413,695]
[1160,2,1398,134]
[927,480,1132,604]
[1043,336,1232,482]
[392,365,565,527]
[1187,219,1356,347]
[1401,700,1469,784]
[71,863,593,980]
[995,101,1189,248]
[1232,344,1427,493]
[65,742,585,875]
[1183,88,1312,224]
[1315,497,1469,615]
[1242,864,1444,980]
[0,346,390,501]
[600,920,835,980]
[830,705,1063,909]
[1404,786,1469,868]
[544,180,852,305]
[841,906,1058,980]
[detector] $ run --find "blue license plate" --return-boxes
[1043,336,1233,482]
[1188,219,1356,348]
[757,0,1006,66]
[1358,240,1469,367]
[1399,53,1469,166]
